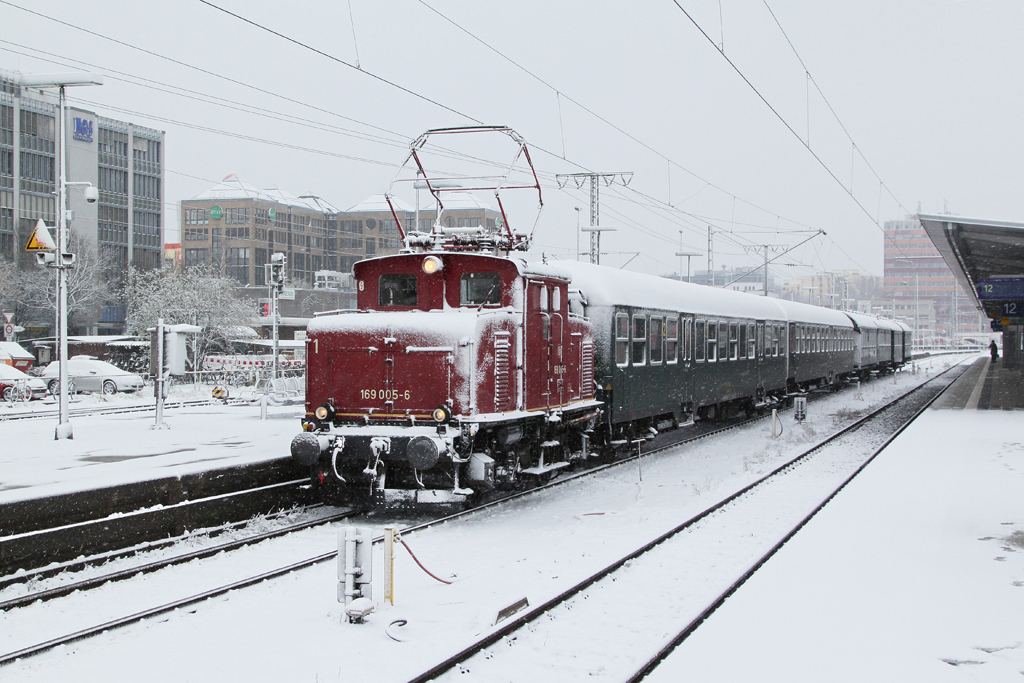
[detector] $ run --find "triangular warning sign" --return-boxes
[25,219,56,252]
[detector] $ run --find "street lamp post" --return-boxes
[802,286,818,305]
[19,72,102,440]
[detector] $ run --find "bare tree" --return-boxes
[122,265,256,368]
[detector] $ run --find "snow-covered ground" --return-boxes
[0,355,982,681]
[649,408,1024,682]
[0,395,304,504]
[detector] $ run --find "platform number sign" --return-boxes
[1000,301,1024,317]
[978,279,1024,300]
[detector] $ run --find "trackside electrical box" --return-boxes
[338,527,373,605]
[148,323,202,377]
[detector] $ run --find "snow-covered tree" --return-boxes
[122,265,256,368]
[20,232,112,332]
[1,231,111,334]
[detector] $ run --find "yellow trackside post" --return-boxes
[384,526,396,605]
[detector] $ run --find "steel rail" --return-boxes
[0,365,947,667]
[0,397,228,422]
[624,363,963,681]
[403,362,966,683]
[0,508,358,612]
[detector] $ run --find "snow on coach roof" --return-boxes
[770,298,854,328]
[552,261,788,320]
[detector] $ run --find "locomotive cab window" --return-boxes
[379,274,417,306]
[461,273,501,305]
[632,315,647,366]
[615,313,629,366]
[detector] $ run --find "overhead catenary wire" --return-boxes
[667,0,911,260]
[412,0,833,248]
[2,0,868,275]
[197,0,483,125]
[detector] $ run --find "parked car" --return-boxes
[0,363,48,401]
[41,356,145,395]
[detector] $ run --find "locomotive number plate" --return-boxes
[360,389,410,400]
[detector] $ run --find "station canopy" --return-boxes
[918,213,1024,319]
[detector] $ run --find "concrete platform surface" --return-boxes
[932,356,1024,410]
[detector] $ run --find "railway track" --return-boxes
[0,397,242,422]
[0,362,956,669]
[404,361,967,682]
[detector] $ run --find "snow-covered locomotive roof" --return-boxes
[550,260,788,321]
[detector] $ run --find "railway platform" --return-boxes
[0,401,303,506]
[930,356,1024,410]
[648,371,1024,681]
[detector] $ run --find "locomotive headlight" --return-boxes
[422,255,443,274]
[314,403,335,421]
[431,404,452,424]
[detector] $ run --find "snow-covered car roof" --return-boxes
[0,342,33,360]
[0,363,35,380]
[769,298,855,328]
[550,260,789,321]
[844,312,907,332]
[41,359,134,376]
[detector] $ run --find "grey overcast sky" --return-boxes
[3,0,1022,278]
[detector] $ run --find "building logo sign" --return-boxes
[268,208,276,221]
[73,117,94,142]
[210,206,223,220]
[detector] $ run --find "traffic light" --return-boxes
[258,299,271,317]
[267,252,286,293]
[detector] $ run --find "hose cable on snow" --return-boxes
[396,535,452,585]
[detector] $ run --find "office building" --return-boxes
[884,217,985,341]
[1,70,165,272]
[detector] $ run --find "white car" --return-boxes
[41,356,146,395]
[0,363,48,401]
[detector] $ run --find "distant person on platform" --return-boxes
[990,339,999,362]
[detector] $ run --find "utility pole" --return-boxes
[742,244,785,296]
[556,172,632,265]
[707,226,714,286]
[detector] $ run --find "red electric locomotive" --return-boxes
[290,128,601,506]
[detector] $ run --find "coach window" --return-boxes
[379,274,417,306]
[461,273,501,305]
[696,320,706,361]
[666,317,679,364]
[733,323,742,360]
[632,315,647,365]
[706,321,717,362]
[650,316,663,364]
[718,322,728,361]
[747,323,756,359]
[615,313,629,366]
[684,318,692,361]
[773,325,780,356]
